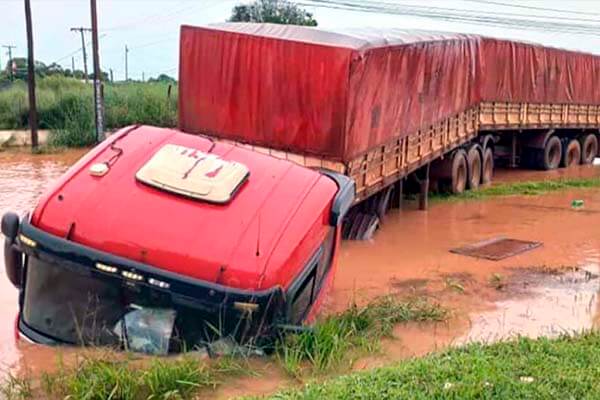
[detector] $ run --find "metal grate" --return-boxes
[450,237,542,261]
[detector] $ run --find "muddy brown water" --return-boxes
[1,150,600,398]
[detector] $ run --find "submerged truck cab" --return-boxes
[2,126,354,353]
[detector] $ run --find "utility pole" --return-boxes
[109,68,113,83]
[142,71,144,82]
[90,0,104,142]
[71,56,75,73]
[2,45,17,80]
[124,45,129,81]
[24,0,38,149]
[70,26,91,82]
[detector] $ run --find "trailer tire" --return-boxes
[535,135,562,170]
[450,150,468,194]
[580,134,598,164]
[466,145,482,190]
[482,147,494,185]
[561,139,581,168]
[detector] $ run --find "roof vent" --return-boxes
[136,144,249,204]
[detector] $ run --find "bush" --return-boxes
[0,81,29,129]
[47,93,96,147]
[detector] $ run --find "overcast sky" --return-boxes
[2,0,600,81]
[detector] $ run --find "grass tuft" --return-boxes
[489,273,506,291]
[277,297,447,377]
[0,373,32,400]
[142,358,215,399]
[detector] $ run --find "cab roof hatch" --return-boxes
[136,144,249,204]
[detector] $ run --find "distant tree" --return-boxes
[3,57,48,80]
[45,62,64,76]
[229,0,317,26]
[148,73,176,83]
[72,69,86,80]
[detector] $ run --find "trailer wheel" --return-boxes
[561,139,581,168]
[466,145,482,190]
[482,147,494,185]
[450,150,468,194]
[535,136,562,170]
[580,134,598,164]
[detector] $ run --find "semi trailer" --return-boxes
[179,24,600,236]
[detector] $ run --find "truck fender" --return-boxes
[522,129,556,149]
[479,134,496,152]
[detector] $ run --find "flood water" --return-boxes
[1,149,600,397]
[0,149,86,375]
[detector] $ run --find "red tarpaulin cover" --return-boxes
[178,23,600,162]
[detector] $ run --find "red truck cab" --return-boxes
[2,126,353,353]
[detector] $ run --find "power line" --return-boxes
[462,0,600,17]
[301,0,600,37]
[100,0,225,32]
[130,35,178,51]
[306,0,600,25]
[100,1,194,32]
[50,33,107,66]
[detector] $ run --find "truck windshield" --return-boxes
[22,257,175,351]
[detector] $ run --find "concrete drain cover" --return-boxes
[450,237,542,261]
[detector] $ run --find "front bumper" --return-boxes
[16,220,287,346]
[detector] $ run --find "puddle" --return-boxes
[0,149,599,399]
[459,268,600,344]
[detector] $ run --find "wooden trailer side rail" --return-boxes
[222,101,600,203]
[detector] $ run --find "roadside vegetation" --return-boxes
[268,331,600,399]
[433,176,600,202]
[277,296,447,378]
[0,75,177,147]
[0,296,446,399]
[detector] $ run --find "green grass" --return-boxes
[268,331,600,399]
[0,76,177,147]
[432,176,600,202]
[20,355,249,400]
[277,297,447,378]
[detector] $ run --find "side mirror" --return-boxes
[321,171,355,226]
[1,212,19,242]
[4,240,22,288]
[2,212,23,288]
